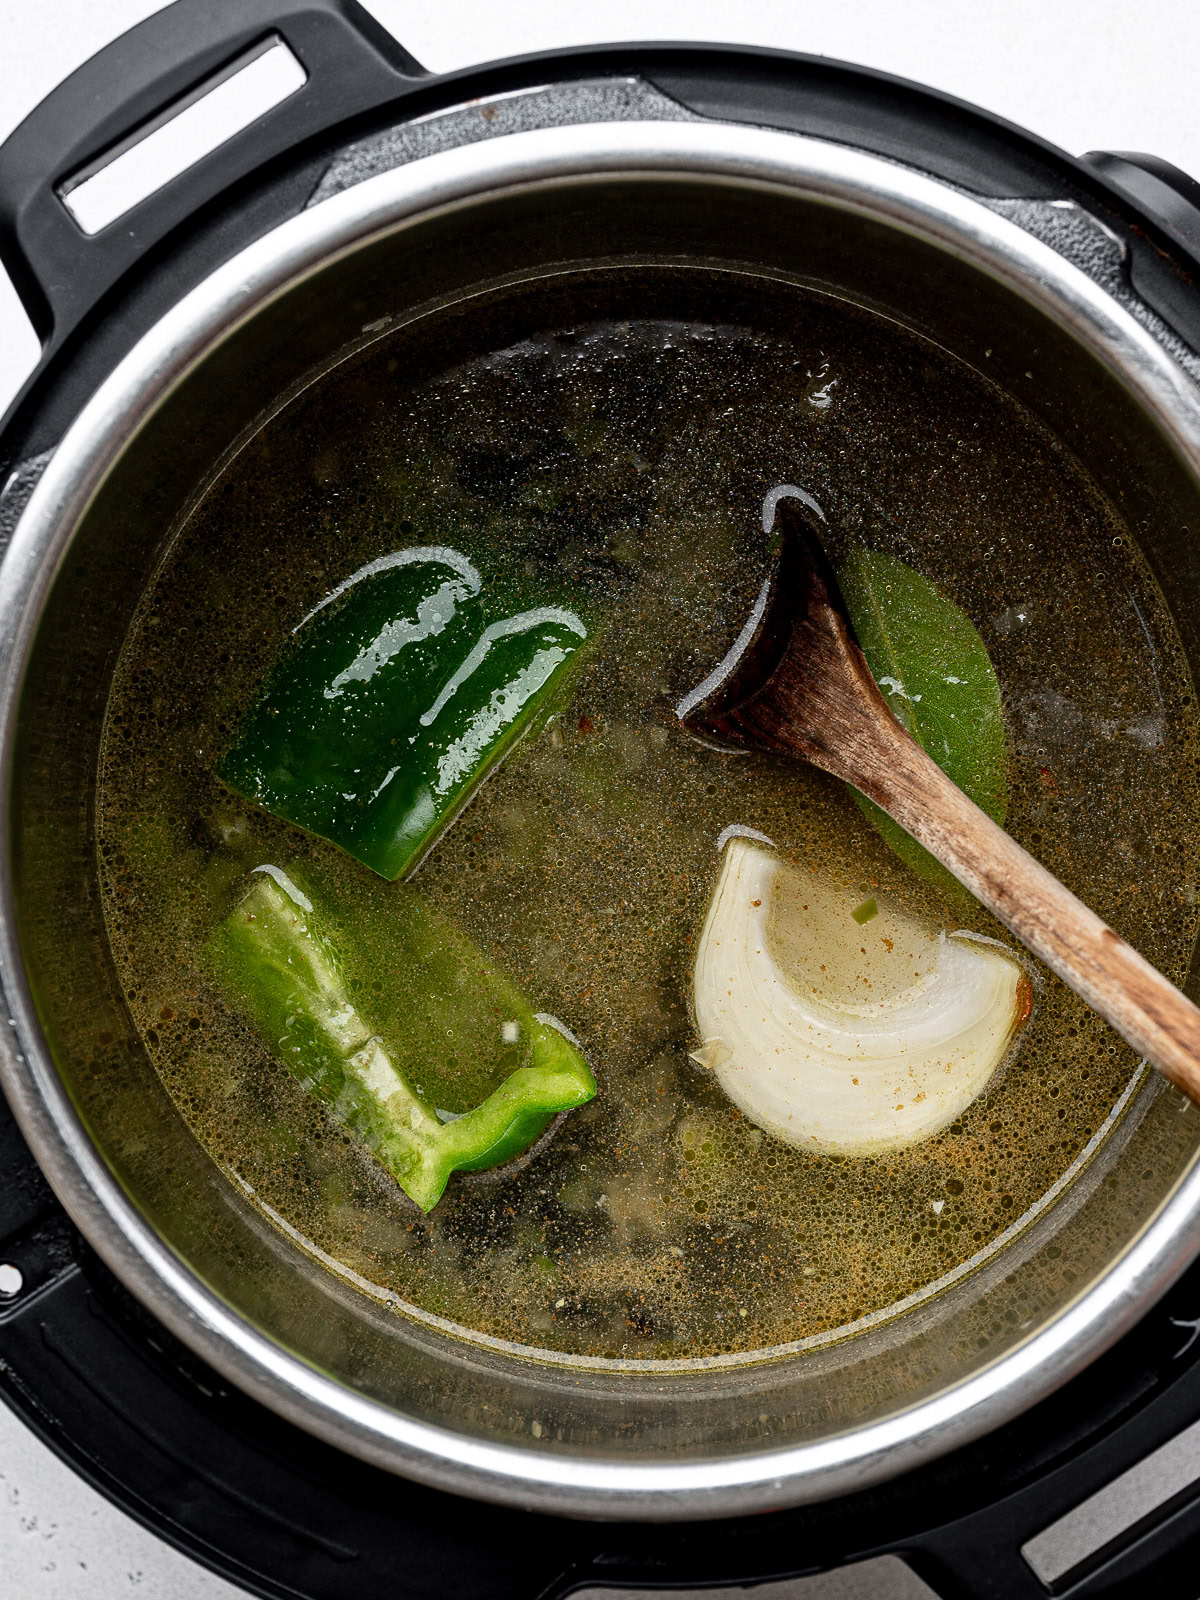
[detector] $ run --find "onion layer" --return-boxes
[692,838,1025,1155]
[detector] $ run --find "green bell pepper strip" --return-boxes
[218,547,587,880]
[209,867,596,1211]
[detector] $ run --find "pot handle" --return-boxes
[1083,150,1200,267]
[0,0,426,354]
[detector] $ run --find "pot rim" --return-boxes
[3,118,1200,1520]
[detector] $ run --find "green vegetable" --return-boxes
[837,547,1008,893]
[210,867,596,1210]
[219,547,587,879]
[851,897,878,925]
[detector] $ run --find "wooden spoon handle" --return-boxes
[861,729,1200,1101]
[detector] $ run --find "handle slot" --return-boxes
[0,0,425,441]
[1022,1412,1200,1589]
[566,1557,938,1599]
[58,35,307,237]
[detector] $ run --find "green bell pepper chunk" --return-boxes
[209,867,596,1211]
[218,547,587,880]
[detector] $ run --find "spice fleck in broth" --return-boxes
[97,275,1200,1365]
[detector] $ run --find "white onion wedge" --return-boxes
[692,837,1026,1155]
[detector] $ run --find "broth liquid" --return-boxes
[97,277,1200,1364]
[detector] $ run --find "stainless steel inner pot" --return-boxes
[5,115,1200,1520]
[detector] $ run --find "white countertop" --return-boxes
[1,2,1196,1594]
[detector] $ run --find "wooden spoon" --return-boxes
[678,495,1200,1102]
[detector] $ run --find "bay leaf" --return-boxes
[837,545,1008,896]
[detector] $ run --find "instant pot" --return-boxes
[6,1,1200,1593]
